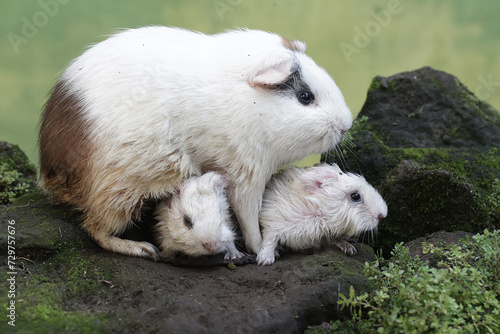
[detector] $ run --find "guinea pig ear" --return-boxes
[211,173,230,191]
[301,167,340,194]
[302,178,324,194]
[249,58,295,89]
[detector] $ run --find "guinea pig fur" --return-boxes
[256,164,387,266]
[154,172,243,260]
[38,26,353,260]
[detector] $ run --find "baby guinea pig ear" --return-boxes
[249,57,296,89]
[301,165,340,194]
[207,172,230,192]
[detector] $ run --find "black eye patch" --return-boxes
[274,69,315,105]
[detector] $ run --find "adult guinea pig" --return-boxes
[38,26,352,260]
[256,164,387,266]
[155,172,244,260]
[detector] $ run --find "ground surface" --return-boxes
[0,192,374,333]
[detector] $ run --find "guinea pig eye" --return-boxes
[183,215,193,229]
[350,192,362,203]
[297,91,314,105]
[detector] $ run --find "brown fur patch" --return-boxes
[38,79,95,208]
[282,36,303,52]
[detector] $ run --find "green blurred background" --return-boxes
[1,0,499,170]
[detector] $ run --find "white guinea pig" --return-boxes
[256,164,387,266]
[154,172,244,261]
[38,26,352,260]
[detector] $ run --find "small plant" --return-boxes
[327,230,500,333]
[0,162,32,204]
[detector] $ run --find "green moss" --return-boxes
[51,248,113,293]
[367,77,382,93]
[0,162,34,204]
[376,161,491,254]
[0,247,112,333]
[397,147,499,195]
[345,118,499,196]
[340,116,370,155]
[367,77,396,94]
[0,142,37,175]
[1,275,107,333]
[0,142,37,204]
[10,189,48,206]
[452,77,500,127]
[386,78,396,91]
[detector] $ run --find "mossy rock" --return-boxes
[404,230,474,265]
[322,67,500,253]
[377,161,490,254]
[0,141,37,204]
[0,190,95,258]
[361,66,500,148]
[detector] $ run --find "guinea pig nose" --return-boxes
[203,242,219,253]
[378,214,385,221]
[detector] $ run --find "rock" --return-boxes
[0,190,93,258]
[377,161,489,253]
[322,67,500,253]
[361,66,500,148]
[404,230,474,263]
[0,191,375,334]
[0,141,37,204]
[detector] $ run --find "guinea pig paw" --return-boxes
[256,249,276,266]
[333,239,358,256]
[224,250,245,260]
[344,245,358,256]
[139,242,161,262]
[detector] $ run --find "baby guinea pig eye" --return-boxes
[297,91,315,105]
[183,215,193,229]
[350,192,362,203]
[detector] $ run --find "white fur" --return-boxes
[155,172,243,260]
[60,26,352,254]
[257,164,388,266]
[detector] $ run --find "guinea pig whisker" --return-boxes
[339,136,361,163]
[329,145,350,171]
[338,148,350,170]
[359,232,366,245]
[325,150,337,164]
[344,91,353,102]
[335,146,348,171]
[371,227,378,245]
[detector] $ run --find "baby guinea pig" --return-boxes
[155,172,244,261]
[256,164,387,266]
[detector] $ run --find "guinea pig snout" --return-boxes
[378,213,386,221]
[202,241,221,254]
